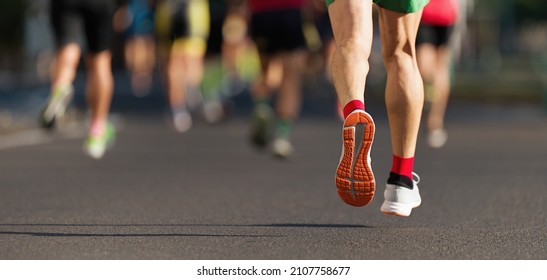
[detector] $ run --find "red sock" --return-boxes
[342,100,365,119]
[90,120,106,137]
[390,155,414,179]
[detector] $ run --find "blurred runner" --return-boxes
[308,1,341,118]
[311,0,335,83]
[201,0,243,124]
[416,0,460,148]
[328,0,427,216]
[41,0,116,159]
[248,0,309,159]
[155,0,210,133]
[115,0,157,96]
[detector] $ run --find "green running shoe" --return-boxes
[83,122,116,160]
[40,84,74,129]
[250,103,274,148]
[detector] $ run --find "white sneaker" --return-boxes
[173,110,192,133]
[380,172,422,217]
[203,100,224,124]
[271,137,294,159]
[427,128,448,149]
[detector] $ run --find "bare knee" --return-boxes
[337,35,371,61]
[87,52,112,74]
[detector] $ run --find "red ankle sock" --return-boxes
[390,155,414,179]
[90,120,106,137]
[342,100,365,119]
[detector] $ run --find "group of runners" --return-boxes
[38,0,461,216]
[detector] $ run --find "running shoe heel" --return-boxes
[381,173,422,217]
[271,137,293,159]
[380,201,413,217]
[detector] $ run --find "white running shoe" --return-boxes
[203,100,224,124]
[427,128,448,149]
[173,110,193,133]
[271,137,294,159]
[380,172,422,217]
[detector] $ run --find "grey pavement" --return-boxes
[0,89,546,259]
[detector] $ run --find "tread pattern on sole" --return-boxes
[335,111,375,207]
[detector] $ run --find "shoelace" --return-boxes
[412,172,420,185]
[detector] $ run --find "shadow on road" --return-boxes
[0,223,371,238]
[0,223,371,229]
[0,231,269,238]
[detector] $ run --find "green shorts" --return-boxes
[325,0,429,14]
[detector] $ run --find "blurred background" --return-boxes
[0,0,546,134]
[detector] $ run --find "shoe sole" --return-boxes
[335,110,375,207]
[380,201,421,217]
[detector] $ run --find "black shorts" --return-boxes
[206,1,228,55]
[170,1,194,39]
[315,12,333,44]
[50,0,115,53]
[416,23,454,48]
[156,0,210,42]
[250,9,308,55]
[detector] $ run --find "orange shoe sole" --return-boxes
[335,110,375,207]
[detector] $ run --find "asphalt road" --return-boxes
[0,88,546,259]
